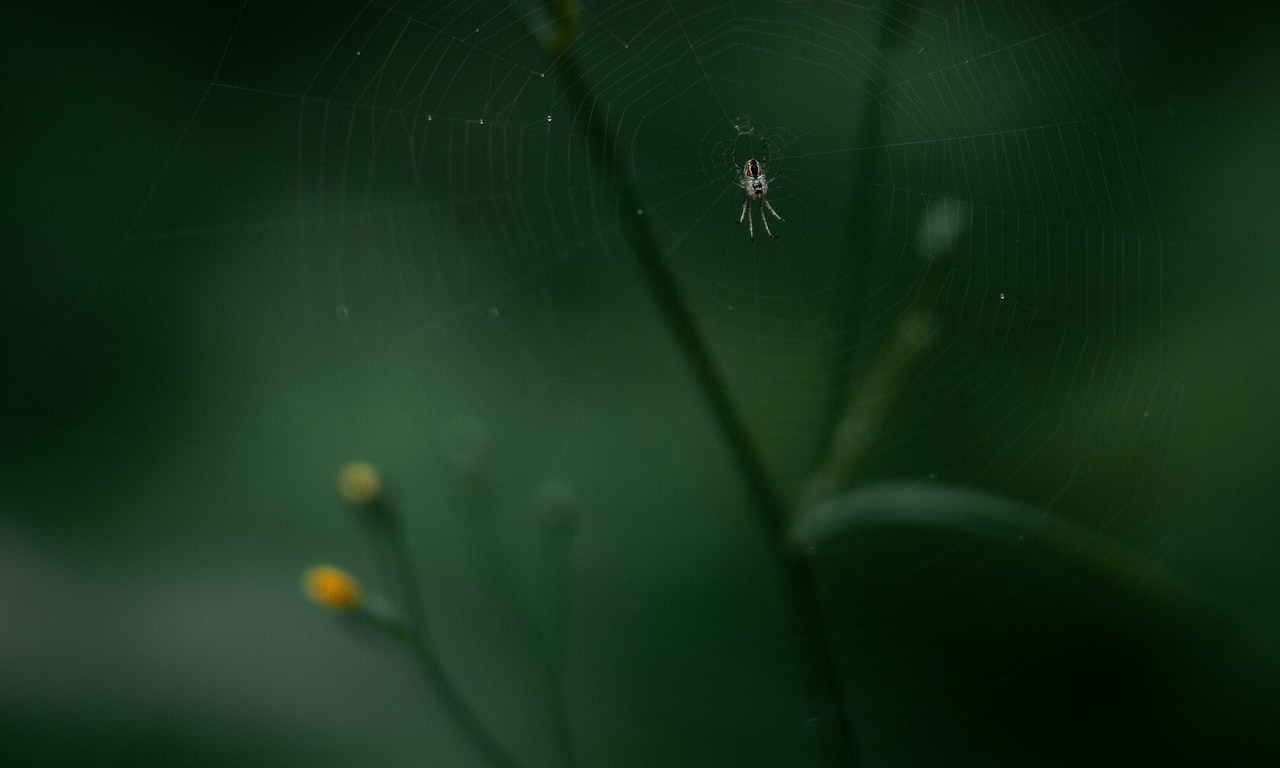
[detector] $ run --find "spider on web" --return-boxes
[734,139,788,240]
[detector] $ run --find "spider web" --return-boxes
[151,0,1180,507]
[27,0,1194,765]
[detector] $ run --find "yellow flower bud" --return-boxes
[337,461,381,504]
[303,564,360,610]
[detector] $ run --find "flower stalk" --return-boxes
[328,461,527,768]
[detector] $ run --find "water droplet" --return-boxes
[546,115,552,122]
[479,118,485,125]
[999,292,1005,300]
[335,304,349,320]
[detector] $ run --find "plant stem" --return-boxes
[364,498,526,768]
[447,453,578,768]
[811,0,922,504]
[548,46,859,768]
[550,59,783,536]
[402,630,525,768]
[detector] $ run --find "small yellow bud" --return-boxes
[337,461,381,504]
[303,564,360,610]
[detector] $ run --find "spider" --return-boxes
[734,139,787,240]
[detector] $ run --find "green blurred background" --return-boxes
[4,2,1279,766]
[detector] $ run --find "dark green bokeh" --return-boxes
[4,2,1279,766]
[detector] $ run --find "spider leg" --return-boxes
[738,198,749,225]
[762,198,787,222]
[760,202,776,238]
[739,199,755,240]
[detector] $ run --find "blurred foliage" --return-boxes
[3,2,1279,766]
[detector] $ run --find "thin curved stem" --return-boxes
[361,499,526,768]
[447,459,578,768]
[545,35,860,768]
[811,0,923,504]
[550,55,784,548]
